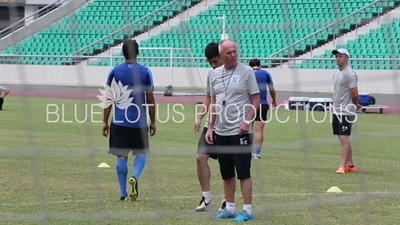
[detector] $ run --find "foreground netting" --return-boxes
[0,0,399,224]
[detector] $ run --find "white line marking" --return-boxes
[0,130,399,156]
[2,191,399,207]
[1,192,400,222]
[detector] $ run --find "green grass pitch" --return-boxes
[0,96,399,225]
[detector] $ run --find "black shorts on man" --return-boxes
[215,134,253,180]
[197,127,218,159]
[108,123,150,156]
[332,114,355,136]
[331,65,358,137]
[254,104,269,122]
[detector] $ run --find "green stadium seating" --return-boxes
[0,0,399,69]
[0,0,199,65]
[299,17,400,70]
[104,0,400,68]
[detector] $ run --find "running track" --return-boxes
[6,85,400,114]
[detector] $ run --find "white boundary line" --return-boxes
[0,130,398,157]
[2,191,399,207]
[1,191,400,222]
[154,91,205,96]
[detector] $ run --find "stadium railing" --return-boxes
[0,54,398,70]
[0,0,89,51]
[269,0,393,59]
[70,0,189,58]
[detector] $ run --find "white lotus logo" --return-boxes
[96,79,134,109]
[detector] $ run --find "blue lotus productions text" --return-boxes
[195,103,358,124]
[45,103,186,124]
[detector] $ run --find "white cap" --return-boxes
[332,48,350,58]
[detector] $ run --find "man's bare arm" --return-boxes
[350,87,359,105]
[146,92,156,124]
[245,94,260,122]
[207,96,217,130]
[197,94,211,122]
[348,71,359,106]
[103,105,112,124]
[0,88,10,98]
[268,84,276,103]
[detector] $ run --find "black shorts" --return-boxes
[255,104,269,122]
[108,123,149,156]
[332,114,355,136]
[197,127,218,160]
[215,133,253,180]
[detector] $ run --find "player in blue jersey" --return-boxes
[248,58,276,159]
[0,85,10,110]
[101,39,156,201]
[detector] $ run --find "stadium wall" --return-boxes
[0,65,398,94]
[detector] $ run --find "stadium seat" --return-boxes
[0,0,200,65]
[109,0,400,68]
[300,17,400,70]
[1,0,399,69]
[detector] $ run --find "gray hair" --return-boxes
[218,39,237,54]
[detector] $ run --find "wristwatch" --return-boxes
[244,120,251,125]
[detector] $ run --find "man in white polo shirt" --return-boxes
[206,39,260,222]
[331,48,361,174]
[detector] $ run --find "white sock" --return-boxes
[226,202,235,213]
[243,204,252,214]
[202,191,212,199]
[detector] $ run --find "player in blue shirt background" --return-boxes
[0,85,11,110]
[101,39,156,201]
[249,58,276,159]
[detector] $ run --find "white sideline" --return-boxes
[2,191,399,207]
[0,130,399,157]
[1,191,399,222]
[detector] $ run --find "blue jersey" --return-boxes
[106,62,154,128]
[250,68,273,105]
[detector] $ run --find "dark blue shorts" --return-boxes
[108,123,149,156]
[255,104,269,121]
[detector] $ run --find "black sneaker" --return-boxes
[218,200,226,212]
